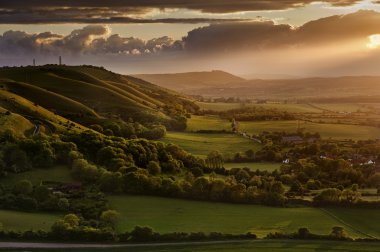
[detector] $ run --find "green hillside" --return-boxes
[0,65,198,136]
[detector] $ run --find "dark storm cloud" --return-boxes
[0,0,362,24]
[182,10,380,53]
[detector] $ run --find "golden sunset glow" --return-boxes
[367,34,380,49]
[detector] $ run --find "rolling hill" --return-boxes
[134,70,245,93]
[146,75,380,102]
[0,65,198,136]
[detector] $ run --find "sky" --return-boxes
[1,0,380,76]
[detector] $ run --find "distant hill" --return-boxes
[0,65,198,136]
[134,70,245,92]
[180,76,380,101]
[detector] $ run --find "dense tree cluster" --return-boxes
[198,107,295,121]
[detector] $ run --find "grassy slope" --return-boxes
[0,90,86,132]
[108,195,365,238]
[161,132,260,158]
[0,66,193,128]
[0,109,34,137]
[3,80,99,117]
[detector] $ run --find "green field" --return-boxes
[162,132,260,157]
[31,240,380,252]
[196,102,324,113]
[327,208,380,238]
[108,195,375,238]
[239,120,380,140]
[0,210,59,231]
[224,162,282,172]
[186,115,231,132]
[0,165,74,187]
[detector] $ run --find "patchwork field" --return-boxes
[161,132,260,157]
[108,195,377,238]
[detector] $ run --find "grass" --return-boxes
[43,240,380,252]
[0,165,74,187]
[196,102,323,113]
[326,208,380,238]
[161,132,260,158]
[0,110,33,137]
[224,162,282,172]
[0,210,60,231]
[108,195,368,238]
[186,115,231,132]
[238,120,380,140]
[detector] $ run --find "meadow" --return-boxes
[223,162,282,172]
[238,120,380,140]
[108,195,377,238]
[161,132,260,157]
[186,115,230,132]
[0,165,74,187]
[0,210,59,231]
[196,102,324,113]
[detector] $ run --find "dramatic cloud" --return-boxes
[0,0,365,24]
[1,10,380,76]
[182,10,380,53]
[0,25,181,57]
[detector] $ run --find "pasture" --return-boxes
[238,120,380,140]
[108,195,376,238]
[224,162,282,172]
[161,132,260,157]
[196,102,324,113]
[0,210,59,231]
[0,165,74,187]
[186,115,230,132]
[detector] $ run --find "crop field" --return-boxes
[108,195,376,238]
[238,120,380,140]
[161,132,260,157]
[0,210,60,231]
[223,162,282,172]
[0,165,74,187]
[43,240,380,252]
